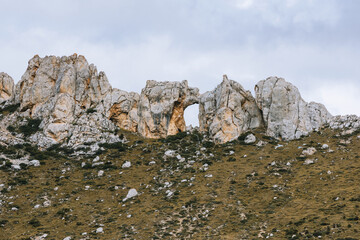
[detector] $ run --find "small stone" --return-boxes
[274,144,283,149]
[29,160,40,166]
[11,165,21,170]
[123,188,138,202]
[164,150,176,157]
[122,161,131,168]
[98,170,104,177]
[244,134,256,144]
[321,144,329,149]
[34,204,41,209]
[205,174,213,178]
[304,159,315,165]
[96,227,104,233]
[63,237,72,240]
[302,147,317,156]
[34,234,48,240]
[148,161,156,165]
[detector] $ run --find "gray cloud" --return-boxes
[0,0,359,126]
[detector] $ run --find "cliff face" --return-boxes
[0,54,357,149]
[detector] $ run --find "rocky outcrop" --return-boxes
[0,54,352,148]
[108,89,139,132]
[255,77,332,140]
[3,54,127,147]
[199,75,263,143]
[0,73,14,104]
[138,80,199,138]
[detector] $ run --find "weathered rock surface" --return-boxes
[137,80,199,138]
[1,54,130,148]
[255,77,332,140]
[199,75,263,143]
[0,54,355,147]
[329,115,360,131]
[108,89,139,132]
[0,73,14,104]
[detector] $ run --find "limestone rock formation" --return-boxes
[0,54,133,148]
[199,75,263,143]
[108,89,139,132]
[137,80,199,138]
[255,77,332,140]
[0,54,350,148]
[0,73,14,104]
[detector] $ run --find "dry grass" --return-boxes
[0,128,360,239]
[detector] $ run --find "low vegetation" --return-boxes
[0,127,360,239]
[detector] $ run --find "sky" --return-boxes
[0,0,359,126]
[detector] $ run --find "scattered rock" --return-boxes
[98,170,104,177]
[301,147,317,156]
[244,134,256,144]
[29,160,40,167]
[123,188,138,202]
[304,159,315,165]
[96,227,104,233]
[122,161,131,168]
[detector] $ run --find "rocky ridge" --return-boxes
[0,54,358,150]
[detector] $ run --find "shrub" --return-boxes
[0,103,20,115]
[6,125,16,132]
[28,218,41,227]
[165,131,188,142]
[18,118,42,137]
[99,142,127,151]
[86,108,97,114]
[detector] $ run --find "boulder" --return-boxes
[137,80,199,138]
[255,77,332,140]
[0,72,14,104]
[199,75,263,143]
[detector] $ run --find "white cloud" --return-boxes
[234,0,254,9]
[232,0,340,29]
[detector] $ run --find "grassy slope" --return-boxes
[0,128,359,239]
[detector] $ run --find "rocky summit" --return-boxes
[0,55,360,239]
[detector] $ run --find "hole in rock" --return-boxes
[184,104,199,128]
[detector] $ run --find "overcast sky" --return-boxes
[1,0,359,126]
